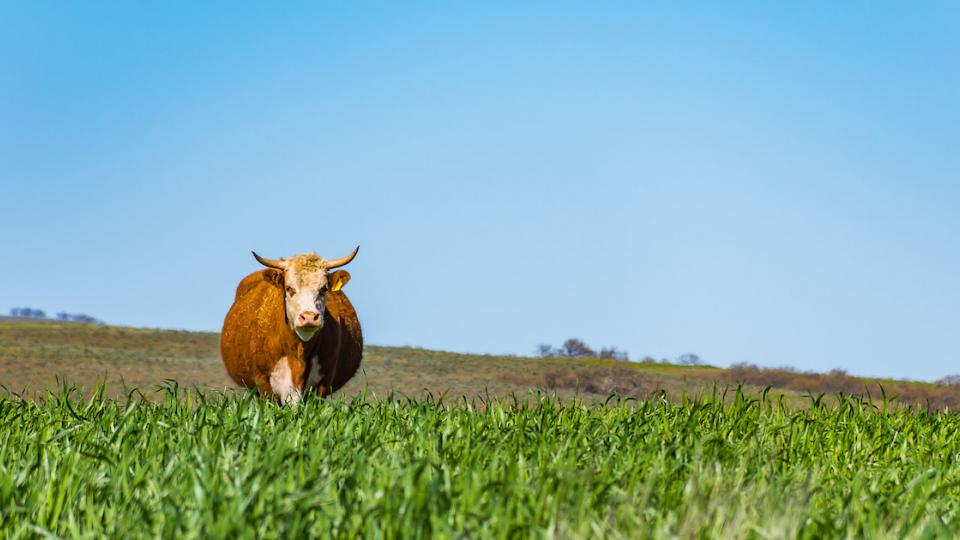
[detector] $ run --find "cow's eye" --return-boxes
[285,286,296,296]
[319,286,329,295]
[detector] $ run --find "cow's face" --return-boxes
[282,258,329,341]
[252,247,359,342]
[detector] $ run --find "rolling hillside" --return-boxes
[1,320,957,409]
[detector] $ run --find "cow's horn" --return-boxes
[252,251,288,270]
[323,245,360,270]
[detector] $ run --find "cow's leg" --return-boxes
[306,355,330,397]
[252,375,273,399]
[269,356,303,405]
[305,354,323,393]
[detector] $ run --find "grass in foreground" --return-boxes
[2,386,960,539]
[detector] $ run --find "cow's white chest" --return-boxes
[306,354,322,389]
[270,356,302,405]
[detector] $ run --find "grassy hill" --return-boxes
[5,320,960,537]
[1,320,958,409]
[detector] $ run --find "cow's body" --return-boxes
[221,257,362,402]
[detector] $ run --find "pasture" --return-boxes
[3,321,960,410]
[0,320,778,405]
[4,321,960,537]
[3,387,960,538]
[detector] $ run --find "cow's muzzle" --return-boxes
[297,311,321,327]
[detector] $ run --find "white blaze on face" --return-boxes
[270,356,302,405]
[282,263,329,342]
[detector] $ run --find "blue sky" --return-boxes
[2,2,958,380]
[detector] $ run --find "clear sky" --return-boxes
[2,2,958,380]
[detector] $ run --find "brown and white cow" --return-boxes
[220,247,362,403]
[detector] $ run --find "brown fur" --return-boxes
[220,268,363,399]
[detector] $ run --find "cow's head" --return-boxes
[252,246,359,342]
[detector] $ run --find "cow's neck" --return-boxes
[278,312,324,359]
[280,330,323,359]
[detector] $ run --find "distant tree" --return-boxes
[11,308,101,324]
[678,353,702,366]
[599,347,629,361]
[537,338,629,360]
[939,374,960,386]
[10,307,46,319]
[560,338,596,358]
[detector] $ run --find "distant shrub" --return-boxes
[9,308,101,324]
[537,338,628,361]
[727,363,857,394]
[57,312,102,324]
[10,307,46,318]
[677,353,702,366]
[560,338,595,358]
[537,364,663,398]
[723,363,960,410]
[69,314,102,324]
[938,375,960,387]
[599,347,629,361]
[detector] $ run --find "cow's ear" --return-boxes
[266,269,284,286]
[329,270,351,292]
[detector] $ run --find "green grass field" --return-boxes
[3,387,959,538]
[4,321,960,538]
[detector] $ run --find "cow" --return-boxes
[220,246,362,403]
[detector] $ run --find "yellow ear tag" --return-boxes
[330,278,344,292]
